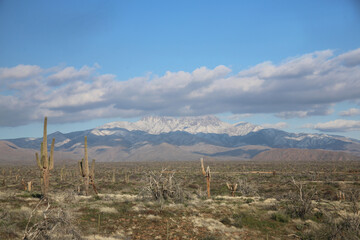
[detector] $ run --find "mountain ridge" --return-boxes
[92,116,263,136]
[2,116,360,162]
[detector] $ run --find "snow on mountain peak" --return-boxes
[91,116,262,136]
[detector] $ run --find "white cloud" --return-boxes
[339,108,360,117]
[47,65,96,85]
[276,108,334,119]
[306,119,360,132]
[0,65,42,80]
[227,114,253,121]
[276,111,309,119]
[0,95,38,126]
[1,47,360,126]
[336,48,360,67]
[262,122,288,129]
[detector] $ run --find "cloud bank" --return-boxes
[339,108,360,117]
[262,122,288,129]
[306,119,360,132]
[1,48,360,126]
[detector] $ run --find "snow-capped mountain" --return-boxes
[91,116,263,136]
[2,116,360,162]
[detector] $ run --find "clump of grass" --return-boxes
[90,195,101,201]
[220,217,232,226]
[79,206,100,222]
[200,234,221,240]
[270,212,289,223]
[115,201,134,215]
[231,212,279,232]
[232,213,243,228]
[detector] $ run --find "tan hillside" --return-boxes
[252,148,360,161]
[0,141,36,164]
[0,140,79,165]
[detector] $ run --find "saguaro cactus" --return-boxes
[200,157,211,198]
[226,182,238,197]
[79,136,98,195]
[60,166,65,181]
[27,181,32,192]
[124,171,130,183]
[112,169,116,183]
[79,136,89,195]
[35,117,55,197]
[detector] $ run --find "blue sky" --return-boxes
[0,0,360,139]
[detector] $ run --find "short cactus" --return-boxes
[226,182,238,197]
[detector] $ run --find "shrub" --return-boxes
[23,199,82,240]
[237,178,258,196]
[285,177,317,219]
[306,212,360,240]
[139,169,189,203]
[347,188,360,214]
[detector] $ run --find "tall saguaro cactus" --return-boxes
[200,157,211,198]
[79,136,98,195]
[79,136,89,195]
[35,117,55,197]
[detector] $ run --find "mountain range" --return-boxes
[1,116,360,163]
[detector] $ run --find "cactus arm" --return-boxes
[43,117,48,163]
[40,142,43,157]
[206,166,211,198]
[78,160,84,177]
[36,152,42,169]
[49,138,55,170]
[206,166,211,179]
[200,157,206,176]
[41,155,46,169]
[90,159,95,179]
[84,136,89,176]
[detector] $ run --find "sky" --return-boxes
[0,0,360,139]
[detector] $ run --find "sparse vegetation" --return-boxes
[1,153,360,239]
